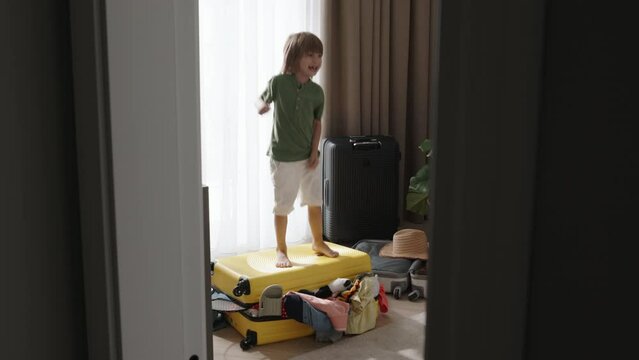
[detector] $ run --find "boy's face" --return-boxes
[297,51,322,79]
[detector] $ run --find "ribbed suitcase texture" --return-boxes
[210,242,371,306]
[322,136,400,243]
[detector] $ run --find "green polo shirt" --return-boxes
[260,73,324,162]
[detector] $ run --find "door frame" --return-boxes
[425,0,544,359]
[71,0,544,359]
[70,0,211,359]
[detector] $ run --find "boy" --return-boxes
[256,32,339,267]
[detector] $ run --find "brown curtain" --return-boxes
[321,0,431,222]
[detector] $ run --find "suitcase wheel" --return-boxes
[393,287,402,299]
[240,338,251,351]
[408,289,420,302]
[240,330,257,351]
[233,276,251,297]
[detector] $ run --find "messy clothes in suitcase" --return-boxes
[353,239,425,300]
[321,135,400,244]
[211,242,371,306]
[223,273,379,350]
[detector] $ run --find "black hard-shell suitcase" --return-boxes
[353,239,425,301]
[321,135,400,243]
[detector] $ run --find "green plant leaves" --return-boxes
[406,138,431,216]
[406,166,430,216]
[408,164,429,193]
[406,191,428,215]
[418,138,432,157]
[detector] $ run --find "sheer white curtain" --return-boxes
[199,0,324,258]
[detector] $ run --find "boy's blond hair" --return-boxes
[281,32,323,74]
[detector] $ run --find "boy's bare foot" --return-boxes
[312,242,339,258]
[275,249,292,268]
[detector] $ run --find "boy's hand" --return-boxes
[256,99,271,115]
[307,153,319,169]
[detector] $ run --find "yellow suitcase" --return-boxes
[211,242,371,306]
[224,310,315,350]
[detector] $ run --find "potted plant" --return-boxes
[405,138,432,217]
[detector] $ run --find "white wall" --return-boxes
[104,0,207,358]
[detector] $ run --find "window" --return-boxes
[199,0,323,257]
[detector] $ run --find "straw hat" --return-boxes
[379,229,429,260]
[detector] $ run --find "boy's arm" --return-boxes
[257,77,275,115]
[256,98,270,115]
[307,118,322,169]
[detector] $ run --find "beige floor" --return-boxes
[212,295,427,359]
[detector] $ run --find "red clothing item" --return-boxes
[378,284,389,313]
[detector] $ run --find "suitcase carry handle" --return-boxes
[349,136,381,150]
[352,141,381,150]
[348,135,375,142]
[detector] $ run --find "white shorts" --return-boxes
[270,157,322,216]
